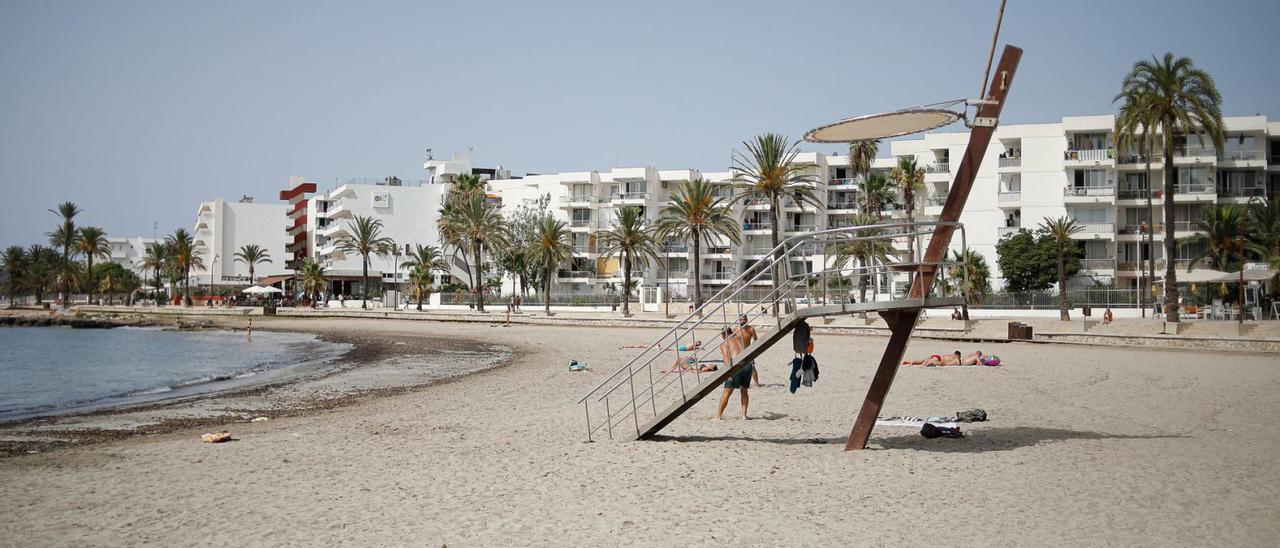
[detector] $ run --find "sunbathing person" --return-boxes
[667,353,717,373]
[902,351,984,366]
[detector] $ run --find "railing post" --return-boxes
[584,401,592,442]
[628,365,640,437]
[604,396,613,440]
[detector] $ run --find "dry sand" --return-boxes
[2,316,1278,546]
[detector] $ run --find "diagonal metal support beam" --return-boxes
[845,44,1022,451]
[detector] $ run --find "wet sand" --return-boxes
[1,316,1278,546]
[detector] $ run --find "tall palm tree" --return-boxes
[654,177,741,310]
[1040,217,1083,321]
[437,192,508,312]
[232,244,272,285]
[1118,53,1225,321]
[847,139,879,212]
[76,227,110,305]
[860,173,895,218]
[889,156,927,262]
[25,245,58,305]
[829,213,896,304]
[46,201,81,304]
[597,207,660,316]
[298,258,328,308]
[732,133,819,313]
[139,242,171,305]
[946,249,992,320]
[166,228,203,306]
[2,246,26,306]
[335,215,396,309]
[1114,84,1161,316]
[1246,197,1280,294]
[1186,204,1245,272]
[527,217,573,315]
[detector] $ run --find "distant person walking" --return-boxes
[736,314,760,387]
[246,318,253,342]
[714,326,751,420]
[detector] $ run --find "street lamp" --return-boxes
[1237,227,1246,325]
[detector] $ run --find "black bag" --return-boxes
[921,423,963,439]
[792,319,811,353]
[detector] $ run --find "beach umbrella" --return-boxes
[241,286,266,294]
[259,286,283,294]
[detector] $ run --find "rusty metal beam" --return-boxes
[845,44,1022,451]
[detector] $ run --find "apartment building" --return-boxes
[104,236,159,277]
[191,196,290,287]
[484,114,1278,297]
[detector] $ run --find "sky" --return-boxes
[2,0,1279,249]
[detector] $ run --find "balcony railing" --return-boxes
[1174,183,1215,195]
[571,245,595,254]
[700,271,738,280]
[704,247,733,256]
[997,226,1021,238]
[827,201,859,210]
[614,191,650,201]
[561,194,596,204]
[1064,186,1116,197]
[1064,149,1113,162]
[1075,222,1115,234]
[743,197,770,206]
[1117,153,1157,165]
[785,224,818,233]
[1080,258,1117,271]
[927,162,950,173]
[1217,187,1266,199]
[1117,188,1153,200]
[998,157,1021,168]
[1219,150,1260,162]
[924,194,948,207]
[828,178,858,187]
[743,222,772,231]
[557,270,594,279]
[1119,224,1162,235]
[998,191,1021,203]
[570,219,592,228]
[1174,146,1216,158]
[1173,221,1197,232]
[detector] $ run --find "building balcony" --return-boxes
[997,157,1021,170]
[1217,187,1267,201]
[1172,221,1204,236]
[743,222,772,234]
[827,200,859,212]
[556,270,595,282]
[1079,258,1117,272]
[997,191,1021,204]
[1063,186,1116,203]
[559,195,597,208]
[569,219,593,231]
[1117,188,1155,202]
[1173,183,1216,201]
[740,247,772,259]
[700,271,738,283]
[997,226,1021,239]
[1063,149,1115,167]
[1070,223,1115,239]
[828,178,859,188]
[743,197,771,210]
[1173,146,1217,164]
[1116,153,1162,169]
[571,244,596,256]
[1117,224,1163,240]
[703,247,733,259]
[924,162,950,182]
[325,203,354,220]
[1218,149,1264,166]
[660,244,689,255]
[612,191,650,204]
[784,224,818,234]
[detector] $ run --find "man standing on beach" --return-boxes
[736,314,760,387]
[714,326,751,420]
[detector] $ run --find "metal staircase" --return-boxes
[576,221,968,442]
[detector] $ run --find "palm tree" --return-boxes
[405,265,434,311]
[46,201,80,304]
[401,244,448,310]
[335,215,396,309]
[437,192,507,312]
[1040,217,1084,321]
[1186,204,1245,272]
[946,249,992,320]
[297,258,328,308]
[233,244,272,285]
[527,217,573,315]
[847,139,879,212]
[829,213,896,304]
[166,228,203,306]
[1114,84,1161,316]
[654,177,741,310]
[139,242,170,305]
[2,246,26,306]
[25,245,57,305]
[860,173,895,218]
[1118,53,1225,321]
[76,227,110,305]
[889,156,927,261]
[98,269,126,305]
[732,133,819,313]
[597,207,660,316]
[54,260,83,305]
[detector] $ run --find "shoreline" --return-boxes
[0,312,512,458]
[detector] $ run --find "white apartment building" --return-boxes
[191,197,289,287]
[104,236,158,277]
[483,114,1279,297]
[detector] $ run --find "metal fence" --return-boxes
[972,288,1143,309]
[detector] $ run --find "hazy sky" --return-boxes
[2,0,1278,248]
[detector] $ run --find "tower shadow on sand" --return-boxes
[653,427,1189,453]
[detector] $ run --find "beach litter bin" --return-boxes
[1007,322,1032,340]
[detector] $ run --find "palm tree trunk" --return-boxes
[858,254,869,303]
[86,256,95,305]
[361,256,369,309]
[1058,250,1069,321]
[543,258,551,315]
[692,235,703,312]
[622,254,631,316]
[1162,138,1179,322]
[769,194,780,317]
[472,241,484,312]
[1143,152,1153,318]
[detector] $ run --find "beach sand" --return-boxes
[2,316,1278,546]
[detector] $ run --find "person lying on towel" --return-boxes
[902,351,982,367]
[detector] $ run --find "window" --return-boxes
[1073,169,1109,188]
[1123,172,1147,190]
[1083,241,1108,260]
[1123,208,1150,226]
[571,209,590,223]
[1177,167,1210,187]
[1072,208,1107,224]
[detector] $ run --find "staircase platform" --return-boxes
[632,296,964,440]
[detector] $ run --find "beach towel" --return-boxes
[789,357,802,394]
[875,416,959,429]
[568,360,588,372]
[956,409,987,422]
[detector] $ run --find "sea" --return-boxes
[0,326,352,422]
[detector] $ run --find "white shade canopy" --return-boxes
[241,286,284,294]
[805,108,963,143]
